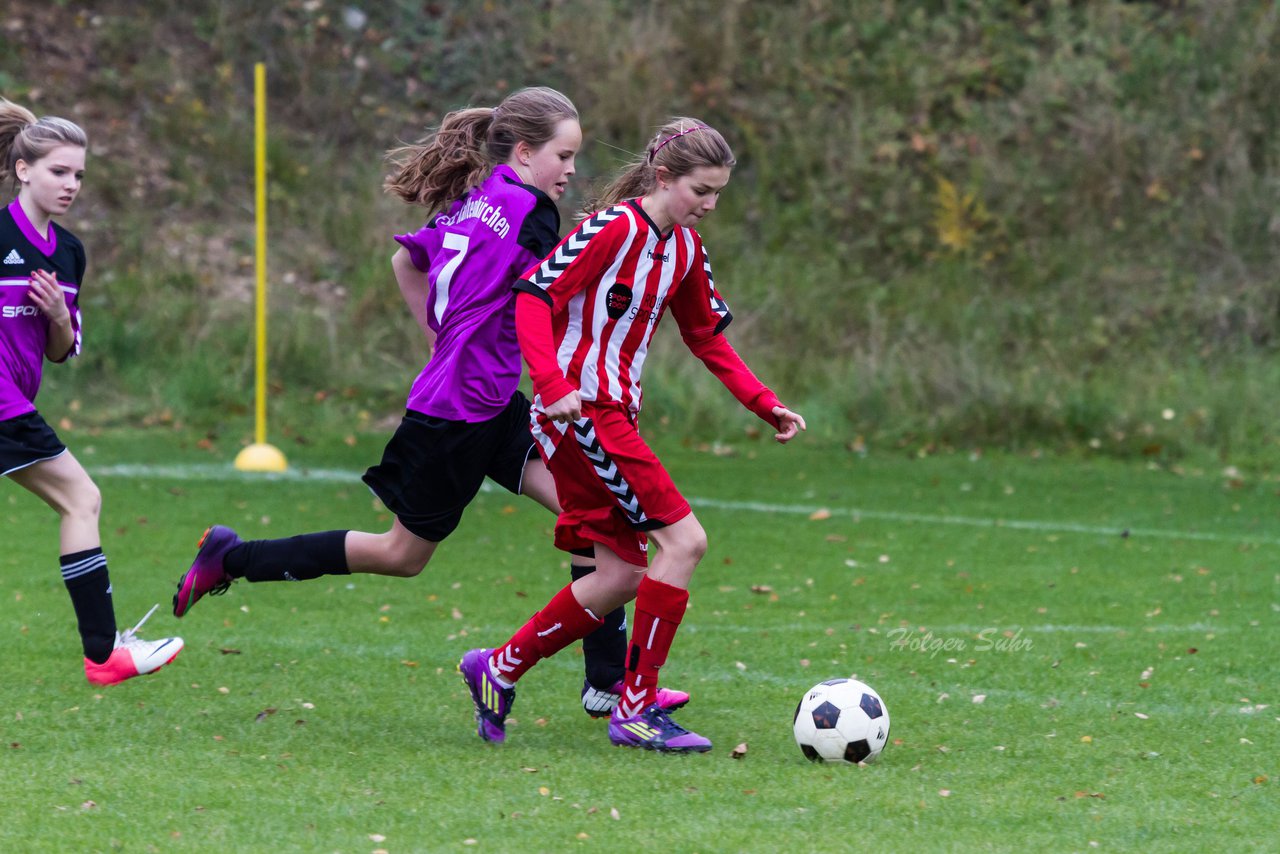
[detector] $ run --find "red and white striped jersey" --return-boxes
[514,198,742,418]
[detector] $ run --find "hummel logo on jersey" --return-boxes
[3,249,24,265]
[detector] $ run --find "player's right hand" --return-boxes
[543,390,582,424]
[28,269,70,326]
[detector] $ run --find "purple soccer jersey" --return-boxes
[0,199,85,422]
[394,164,559,421]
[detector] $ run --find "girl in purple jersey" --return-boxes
[0,98,183,685]
[172,87,679,718]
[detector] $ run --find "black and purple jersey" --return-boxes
[0,199,85,422]
[393,164,560,422]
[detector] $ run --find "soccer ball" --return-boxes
[793,678,890,764]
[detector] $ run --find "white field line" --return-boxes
[688,498,1280,547]
[87,462,1280,547]
[89,463,359,482]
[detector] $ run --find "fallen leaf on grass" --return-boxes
[254,708,278,722]
[610,807,621,820]
[219,648,241,655]
[1074,791,1105,799]
[750,585,774,595]
[730,743,748,759]
[808,509,832,521]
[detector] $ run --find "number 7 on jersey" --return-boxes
[433,232,469,325]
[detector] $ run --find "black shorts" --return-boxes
[0,411,68,477]
[362,390,539,542]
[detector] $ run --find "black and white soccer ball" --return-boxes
[793,678,890,764]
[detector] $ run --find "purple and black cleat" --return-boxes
[172,525,241,617]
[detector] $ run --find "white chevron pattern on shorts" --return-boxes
[572,417,647,525]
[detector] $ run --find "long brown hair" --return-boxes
[591,117,735,210]
[0,98,88,189]
[385,86,578,215]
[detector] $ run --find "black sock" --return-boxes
[62,548,117,664]
[224,530,351,582]
[572,562,627,689]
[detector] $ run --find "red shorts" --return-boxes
[532,402,690,567]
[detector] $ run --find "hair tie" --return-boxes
[647,125,709,164]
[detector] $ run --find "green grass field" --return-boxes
[1,431,1276,852]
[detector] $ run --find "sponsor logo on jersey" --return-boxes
[605,282,633,320]
[646,249,669,262]
[629,292,664,324]
[2,305,40,318]
[3,248,24,265]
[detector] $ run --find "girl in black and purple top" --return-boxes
[0,98,182,685]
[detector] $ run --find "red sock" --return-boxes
[619,575,689,718]
[489,583,603,684]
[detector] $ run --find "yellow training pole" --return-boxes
[235,62,287,473]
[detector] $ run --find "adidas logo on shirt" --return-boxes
[2,249,23,265]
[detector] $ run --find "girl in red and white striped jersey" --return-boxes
[460,118,804,752]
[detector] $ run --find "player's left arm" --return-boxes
[29,269,77,362]
[671,245,806,444]
[684,330,806,443]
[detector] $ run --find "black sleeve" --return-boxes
[513,278,553,305]
[516,193,562,259]
[74,240,87,286]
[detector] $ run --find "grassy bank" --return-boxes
[3,1,1279,465]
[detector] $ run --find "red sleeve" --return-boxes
[515,291,576,406]
[684,332,783,428]
[670,235,782,428]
